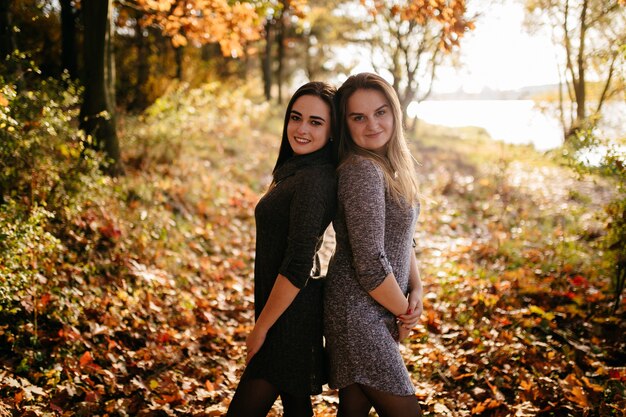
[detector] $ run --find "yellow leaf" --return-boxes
[149,379,159,390]
[172,33,188,48]
[528,305,555,320]
[565,385,588,407]
[0,93,8,107]
[520,379,533,391]
[581,376,604,393]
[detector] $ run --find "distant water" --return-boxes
[408,100,625,152]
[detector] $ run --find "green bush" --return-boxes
[0,59,104,315]
[564,122,626,312]
[0,201,58,311]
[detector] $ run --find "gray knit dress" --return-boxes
[324,156,419,396]
[245,146,336,396]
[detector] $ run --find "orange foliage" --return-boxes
[367,0,474,51]
[137,0,262,57]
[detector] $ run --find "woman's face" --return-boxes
[287,95,332,155]
[345,88,394,155]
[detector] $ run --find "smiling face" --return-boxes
[286,95,332,155]
[345,88,394,155]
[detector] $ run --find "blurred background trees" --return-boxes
[1,0,624,309]
[524,0,625,140]
[523,0,626,311]
[0,0,475,166]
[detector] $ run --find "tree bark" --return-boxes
[0,0,15,60]
[276,2,287,105]
[596,50,618,114]
[131,15,149,111]
[262,19,273,101]
[276,25,284,105]
[174,44,184,80]
[79,0,123,175]
[60,0,78,79]
[575,0,588,124]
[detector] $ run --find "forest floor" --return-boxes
[0,83,624,416]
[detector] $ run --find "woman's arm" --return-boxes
[397,253,424,337]
[369,273,410,316]
[247,169,335,363]
[246,274,299,363]
[370,254,423,329]
[407,253,423,313]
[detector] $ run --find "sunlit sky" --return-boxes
[438,2,561,93]
[349,2,561,94]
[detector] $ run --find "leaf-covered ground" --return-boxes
[0,84,624,416]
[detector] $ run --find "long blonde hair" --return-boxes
[335,72,419,206]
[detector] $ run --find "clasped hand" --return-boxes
[396,291,423,341]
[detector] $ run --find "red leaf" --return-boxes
[79,351,93,367]
[98,223,122,240]
[39,293,52,308]
[569,275,588,287]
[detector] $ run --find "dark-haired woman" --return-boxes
[226,81,337,417]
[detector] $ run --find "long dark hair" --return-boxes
[272,81,337,174]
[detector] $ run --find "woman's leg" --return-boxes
[359,384,422,417]
[225,374,279,417]
[337,384,372,417]
[280,391,314,417]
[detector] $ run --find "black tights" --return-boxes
[338,383,422,417]
[226,374,313,417]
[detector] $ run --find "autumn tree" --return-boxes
[524,0,626,139]
[3,0,63,77]
[133,0,261,80]
[0,0,16,61]
[258,0,307,102]
[356,0,474,123]
[80,0,123,175]
[60,0,79,78]
[300,1,356,81]
[526,1,626,312]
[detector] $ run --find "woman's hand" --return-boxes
[246,326,267,364]
[397,323,412,341]
[396,290,423,331]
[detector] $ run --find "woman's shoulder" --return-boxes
[298,159,335,176]
[338,155,383,181]
[295,160,336,188]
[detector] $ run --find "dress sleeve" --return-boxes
[339,158,393,292]
[278,171,335,289]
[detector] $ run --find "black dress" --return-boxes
[244,145,336,396]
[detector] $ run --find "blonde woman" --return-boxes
[324,73,423,417]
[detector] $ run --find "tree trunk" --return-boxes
[262,19,273,101]
[174,45,184,80]
[79,0,123,175]
[0,0,15,60]
[596,51,618,114]
[304,33,312,80]
[60,0,78,79]
[276,8,286,105]
[201,42,218,61]
[575,0,588,125]
[276,40,284,104]
[131,15,149,111]
[0,0,21,82]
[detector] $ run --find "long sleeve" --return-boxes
[339,158,393,292]
[279,172,335,289]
